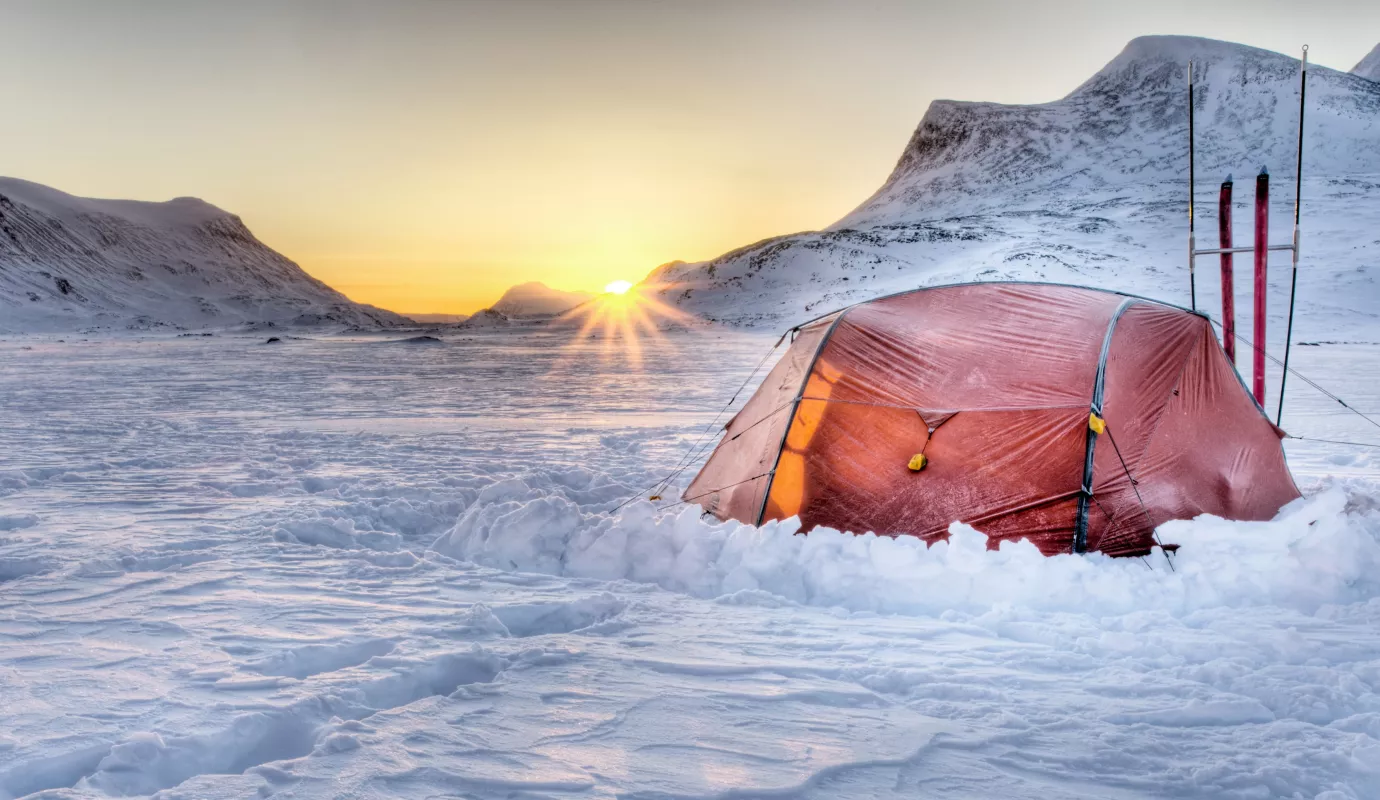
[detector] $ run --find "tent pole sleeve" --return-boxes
[755,311,849,526]
[1074,299,1137,554]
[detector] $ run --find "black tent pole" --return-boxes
[1277,46,1308,427]
[1187,61,1197,312]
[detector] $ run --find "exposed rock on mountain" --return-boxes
[457,308,512,328]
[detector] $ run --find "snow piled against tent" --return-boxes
[432,474,1380,618]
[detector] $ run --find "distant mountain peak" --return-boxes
[839,35,1380,227]
[489,282,592,317]
[0,177,236,230]
[1112,34,1283,63]
[1354,43,1380,82]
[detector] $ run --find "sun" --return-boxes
[550,279,697,369]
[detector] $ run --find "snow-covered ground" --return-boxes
[3,328,1379,799]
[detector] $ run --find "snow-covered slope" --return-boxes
[457,308,513,328]
[1354,44,1380,82]
[0,178,409,332]
[648,36,1380,335]
[489,281,592,318]
[846,36,1379,221]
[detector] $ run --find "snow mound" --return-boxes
[0,177,410,332]
[432,475,1380,618]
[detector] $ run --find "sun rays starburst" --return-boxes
[551,281,699,368]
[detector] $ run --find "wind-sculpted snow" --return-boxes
[0,177,409,332]
[648,36,1380,331]
[3,331,1380,798]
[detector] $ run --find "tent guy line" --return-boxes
[609,329,793,514]
[1206,316,1380,433]
[1103,422,1177,571]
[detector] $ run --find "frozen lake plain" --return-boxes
[2,328,1380,799]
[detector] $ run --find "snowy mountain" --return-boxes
[0,177,409,332]
[1355,44,1380,82]
[648,36,1380,338]
[844,36,1379,222]
[488,281,592,318]
[457,308,513,328]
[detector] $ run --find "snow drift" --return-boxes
[0,177,410,332]
[430,471,1380,619]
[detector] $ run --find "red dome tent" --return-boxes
[684,283,1299,556]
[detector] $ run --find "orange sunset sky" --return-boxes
[2,0,1376,314]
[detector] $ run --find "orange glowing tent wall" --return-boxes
[684,283,1299,557]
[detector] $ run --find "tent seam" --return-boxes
[788,280,1204,333]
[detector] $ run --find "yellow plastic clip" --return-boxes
[907,453,928,472]
[1088,412,1106,435]
[648,495,662,501]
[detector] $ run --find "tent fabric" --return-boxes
[683,282,1300,557]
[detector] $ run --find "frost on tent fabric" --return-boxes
[684,282,1301,557]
